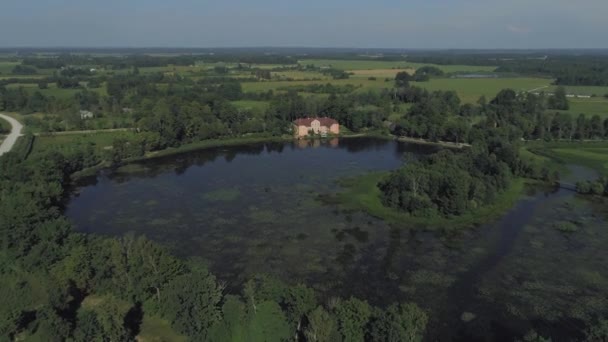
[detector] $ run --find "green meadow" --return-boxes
[299,58,497,73]
[526,141,608,174]
[413,77,554,103]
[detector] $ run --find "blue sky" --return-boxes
[1,0,607,48]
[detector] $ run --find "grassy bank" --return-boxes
[524,141,608,174]
[331,172,528,231]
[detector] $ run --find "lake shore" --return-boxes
[327,172,532,230]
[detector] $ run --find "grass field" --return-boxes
[0,61,19,75]
[137,315,186,342]
[526,141,608,175]
[31,131,136,156]
[5,82,107,99]
[300,59,497,73]
[0,115,11,134]
[242,78,392,93]
[412,77,554,103]
[548,85,608,97]
[557,98,608,118]
[231,100,270,112]
[272,70,329,80]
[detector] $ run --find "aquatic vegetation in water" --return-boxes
[333,227,370,243]
[553,221,579,233]
[409,270,455,287]
[201,187,241,202]
[248,207,278,223]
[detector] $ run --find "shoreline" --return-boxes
[69,132,389,179]
[68,132,468,181]
[329,172,531,230]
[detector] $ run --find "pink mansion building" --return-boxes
[293,117,340,138]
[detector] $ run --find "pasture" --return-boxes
[563,98,608,118]
[300,58,497,73]
[548,85,608,97]
[527,141,608,174]
[413,77,554,103]
[0,61,19,74]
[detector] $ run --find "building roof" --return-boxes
[293,117,339,127]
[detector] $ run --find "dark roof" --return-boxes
[293,117,339,127]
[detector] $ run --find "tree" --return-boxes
[589,115,604,138]
[548,86,569,110]
[334,297,372,342]
[369,303,428,342]
[395,71,412,88]
[575,114,589,140]
[247,301,291,342]
[95,296,135,342]
[304,306,336,342]
[162,268,223,339]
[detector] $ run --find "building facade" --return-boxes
[293,117,340,138]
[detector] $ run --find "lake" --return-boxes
[66,138,608,340]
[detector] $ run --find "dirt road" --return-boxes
[0,113,24,156]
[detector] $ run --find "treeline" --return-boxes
[496,56,608,86]
[393,79,607,144]
[404,53,608,86]
[21,53,296,71]
[0,147,428,341]
[278,83,359,94]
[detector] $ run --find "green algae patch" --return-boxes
[201,187,241,202]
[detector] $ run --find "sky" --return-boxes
[1,0,607,49]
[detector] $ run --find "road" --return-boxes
[0,113,24,156]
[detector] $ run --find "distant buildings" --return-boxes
[79,110,94,120]
[293,117,340,138]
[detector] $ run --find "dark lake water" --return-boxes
[66,138,608,341]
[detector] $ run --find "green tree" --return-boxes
[548,86,569,110]
[162,268,223,340]
[334,297,372,342]
[369,303,428,342]
[96,296,135,342]
[304,306,336,342]
[395,72,411,88]
[247,301,291,342]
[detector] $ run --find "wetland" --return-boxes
[66,138,608,340]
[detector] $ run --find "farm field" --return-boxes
[562,98,608,118]
[414,77,554,103]
[300,58,497,73]
[6,82,108,99]
[0,61,20,74]
[548,85,608,96]
[241,78,392,93]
